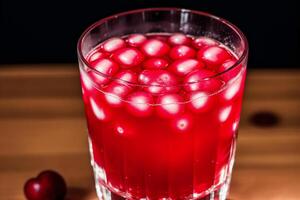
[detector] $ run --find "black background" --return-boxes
[0,0,299,68]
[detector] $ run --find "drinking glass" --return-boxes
[77,8,248,200]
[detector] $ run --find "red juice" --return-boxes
[80,33,246,200]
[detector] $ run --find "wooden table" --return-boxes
[0,65,299,200]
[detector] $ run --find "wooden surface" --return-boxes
[0,64,300,200]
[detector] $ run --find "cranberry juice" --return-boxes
[80,33,246,199]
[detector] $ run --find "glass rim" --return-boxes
[77,7,249,87]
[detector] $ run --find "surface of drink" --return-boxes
[80,33,246,200]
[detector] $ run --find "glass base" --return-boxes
[93,173,230,200]
[91,161,232,200]
[89,138,234,200]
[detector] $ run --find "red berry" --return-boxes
[192,37,218,49]
[126,91,154,117]
[187,91,215,113]
[156,94,185,118]
[169,45,196,60]
[87,48,108,64]
[90,58,119,85]
[141,39,170,57]
[197,46,232,69]
[217,58,240,81]
[219,106,232,122]
[24,170,67,200]
[138,69,179,95]
[104,82,132,107]
[169,58,205,76]
[102,37,126,53]
[126,34,147,47]
[222,74,243,101]
[90,97,111,121]
[80,69,93,90]
[114,70,138,84]
[183,69,222,92]
[143,58,169,69]
[168,33,190,46]
[113,48,144,68]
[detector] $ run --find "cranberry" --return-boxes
[102,37,126,53]
[169,58,205,77]
[126,34,147,47]
[90,97,111,121]
[104,82,132,107]
[170,113,193,133]
[187,91,215,113]
[113,48,144,68]
[24,170,67,200]
[143,58,169,69]
[138,69,179,95]
[126,91,154,117]
[141,39,170,57]
[197,46,232,69]
[192,37,218,49]
[90,58,119,85]
[222,74,243,101]
[183,69,222,92]
[169,45,196,60]
[80,69,93,91]
[86,48,108,64]
[217,58,241,81]
[168,33,190,46]
[114,70,138,85]
[156,94,185,118]
[219,106,232,122]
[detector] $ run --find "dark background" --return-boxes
[0,0,299,68]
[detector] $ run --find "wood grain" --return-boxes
[0,65,300,200]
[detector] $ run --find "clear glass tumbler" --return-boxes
[77,8,248,200]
